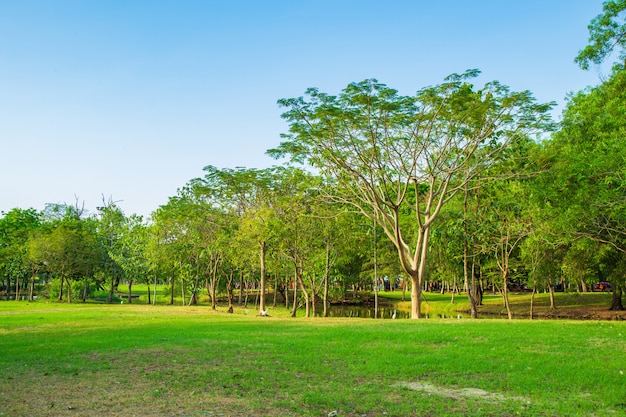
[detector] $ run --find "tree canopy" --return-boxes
[270,71,554,318]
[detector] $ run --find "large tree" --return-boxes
[271,71,553,318]
[541,68,626,310]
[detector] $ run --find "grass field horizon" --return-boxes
[1,301,625,416]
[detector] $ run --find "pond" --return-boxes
[316,304,467,319]
[315,304,407,319]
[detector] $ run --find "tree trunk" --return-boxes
[502,272,512,320]
[411,227,431,319]
[410,276,422,319]
[530,286,536,320]
[323,241,330,318]
[15,277,20,301]
[400,223,430,319]
[82,277,89,303]
[471,262,480,317]
[450,274,456,305]
[58,276,64,301]
[580,280,588,293]
[374,278,379,319]
[189,271,199,306]
[373,219,379,318]
[609,285,624,311]
[66,278,72,303]
[227,271,234,314]
[210,280,217,310]
[209,255,221,310]
[108,264,115,303]
[238,271,244,306]
[273,280,278,307]
[402,279,407,302]
[463,187,478,318]
[290,273,298,318]
[128,280,133,304]
[29,275,35,301]
[259,241,267,315]
[153,275,158,305]
[298,276,310,318]
[311,283,316,318]
[548,282,556,310]
[170,276,175,305]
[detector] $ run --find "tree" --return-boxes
[542,68,626,310]
[109,214,149,304]
[429,203,466,303]
[520,228,565,317]
[272,71,553,318]
[178,185,232,309]
[28,216,100,302]
[151,197,196,305]
[482,180,529,320]
[272,168,324,318]
[576,0,626,70]
[0,208,41,300]
[198,166,283,315]
[96,202,126,303]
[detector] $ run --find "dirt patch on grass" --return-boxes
[0,346,280,417]
[397,381,529,404]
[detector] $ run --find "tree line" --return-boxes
[1,1,624,318]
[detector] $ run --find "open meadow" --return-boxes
[0,301,625,417]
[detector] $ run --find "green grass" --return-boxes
[0,301,625,416]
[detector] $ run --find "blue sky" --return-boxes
[0,1,611,217]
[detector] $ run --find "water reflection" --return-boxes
[316,305,410,319]
[316,304,466,319]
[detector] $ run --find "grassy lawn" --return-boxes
[1,301,624,417]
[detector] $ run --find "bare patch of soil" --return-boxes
[396,381,529,404]
[0,346,277,417]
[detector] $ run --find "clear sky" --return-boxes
[0,1,611,218]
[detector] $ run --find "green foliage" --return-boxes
[272,71,554,318]
[27,215,102,302]
[0,208,42,286]
[90,289,122,302]
[576,0,626,70]
[47,278,97,302]
[542,68,626,274]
